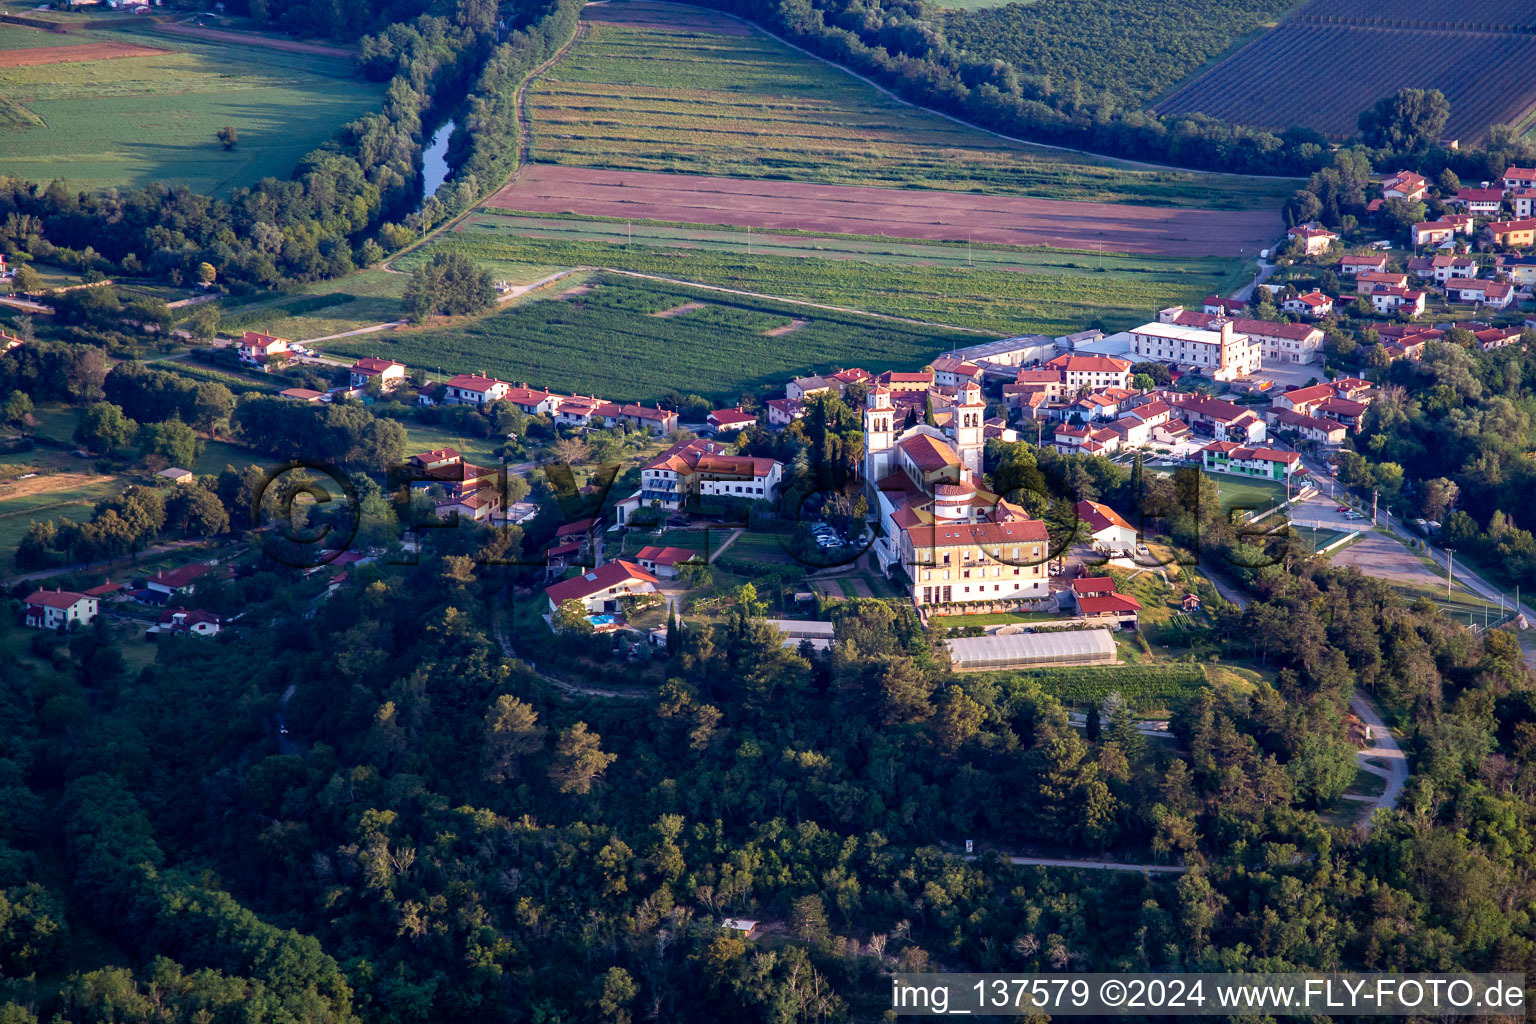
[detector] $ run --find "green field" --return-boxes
[423,211,1248,336]
[317,272,976,402]
[217,270,409,342]
[0,25,383,194]
[1214,475,1291,516]
[524,5,1293,209]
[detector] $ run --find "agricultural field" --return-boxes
[316,272,977,402]
[421,211,1250,336]
[489,166,1282,259]
[0,22,384,193]
[522,1,1295,210]
[1157,1,1536,142]
[941,0,1301,105]
[996,663,1209,710]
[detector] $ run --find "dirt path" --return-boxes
[155,20,352,57]
[1350,696,1408,830]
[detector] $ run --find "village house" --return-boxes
[143,563,212,602]
[1131,317,1261,380]
[1043,353,1133,392]
[1200,440,1301,480]
[1381,170,1428,201]
[237,331,290,370]
[1288,223,1339,255]
[1202,296,1247,316]
[1369,286,1427,317]
[785,375,832,402]
[1446,278,1516,309]
[1077,499,1136,553]
[1408,254,1478,284]
[1472,326,1523,351]
[1450,187,1506,216]
[441,373,511,406]
[1355,271,1409,294]
[279,387,327,403]
[1282,291,1334,318]
[435,487,502,522]
[1485,217,1536,248]
[156,467,194,485]
[765,397,804,428]
[545,560,661,616]
[1069,577,1143,627]
[350,357,406,391]
[1267,408,1348,446]
[1315,395,1369,430]
[1162,307,1325,366]
[500,385,561,417]
[150,607,222,637]
[1376,326,1440,362]
[1171,394,1267,442]
[1511,188,1536,219]
[1502,166,1536,191]
[706,408,757,435]
[634,545,699,578]
[617,439,782,522]
[875,370,935,393]
[1495,255,1536,289]
[930,356,983,388]
[23,589,97,630]
[408,448,497,499]
[1339,253,1389,276]
[1110,399,1173,447]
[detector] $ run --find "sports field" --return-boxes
[0,23,383,193]
[316,272,977,402]
[523,2,1294,210]
[425,210,1249,335]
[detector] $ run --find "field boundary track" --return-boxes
[487,165,1282,257]
[0,41,167,67]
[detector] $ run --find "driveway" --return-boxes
[1351,696,1408,830]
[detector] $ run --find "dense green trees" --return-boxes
[403,251,497,320]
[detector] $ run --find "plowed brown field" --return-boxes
[486,166,1281,257]
[0,41,167,67]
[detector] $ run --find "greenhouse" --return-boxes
[946,628,1116,671]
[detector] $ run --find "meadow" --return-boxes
[523,5,1294,210]
[318,272,977,402]
[0,23,383,193]
[419,212,1249,336]
[216,270,409,341]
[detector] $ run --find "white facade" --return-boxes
[1129,320,1261,381]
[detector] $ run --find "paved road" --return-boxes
[1230,258,1276,303]
[1350,696,1407,830]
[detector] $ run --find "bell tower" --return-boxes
[955,381,984,477]
[863,385,895,485]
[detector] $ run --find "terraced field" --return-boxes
[523,1,1294,210]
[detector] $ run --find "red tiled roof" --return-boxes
[635,545,698,566]
[544,560,659,605]
[26,589,88,609]
[445,373,504,392]
[1077,499,1133,535]
[1046,354,1132,373]
[897,433,960,472]
[352,356,403,374]
[903,519,1049,547]
[83,581,125,597]
[1230,318,1322,341]
[708,408,757,427]
[1077,593,1144,615]
[555,517,597,538]
[1071,575,1115,595]
[146,563,212,590]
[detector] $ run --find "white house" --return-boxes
[237,331,290,370]
[1077,499,1136,553]
[23,589,97,630]
[350,357,407,390]
[545,560,660,616]
[1282,291,1333,319]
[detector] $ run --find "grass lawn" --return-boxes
[1214,475,1290,516]
[317,272,977,403]
[931,609,1062,627]
[528,7,1294,209]
[1287,523,1349,553]
[0,23,383,194]
[431,211,1250,336]
[717,529,800,565]
[217,270,408,341]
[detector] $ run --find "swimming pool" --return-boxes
[588,613,621,627]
